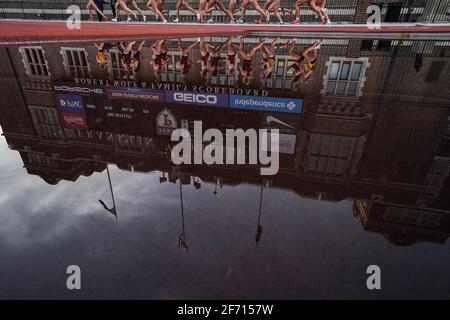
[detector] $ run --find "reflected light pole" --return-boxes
[178,178,188,252]
[99,165,117,219]
[255,184,264,245]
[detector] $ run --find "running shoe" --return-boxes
[236,19,244,23]
[143,15,147,22]
[111,17,118,22]
[173,18,179,23]
[291,18,300,24]
[197,13,201,22]
[162,19,168,23]
[88,16,94,21]
[207,18,214,23]
[321,16,331,25]
[126,17,132,22]
[313,39,323,47]
[254,20,262,24]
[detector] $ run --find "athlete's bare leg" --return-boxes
[131,1,146,19]
[293,0,308,21]
[252,0,268,19]
[117,0,137,19]
[288,39,302,59]
[87,1,107,20]
[308,0,325,20]
[215,0,235,22]
[147,0,166,21]
[258,0,273,23]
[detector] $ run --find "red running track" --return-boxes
[1,20,450,45]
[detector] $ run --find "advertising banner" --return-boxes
[60,112,88,129]
[165,90,229,108]
[157,109,178,135]
[56,94,85,113]
[230,95,303,114]
[106,86,165,102]
[261,132,297,154]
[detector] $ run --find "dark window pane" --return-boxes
[351,62,363,80]
[329,62,340,80]
[326,81,336,94]
[340,62,351,80]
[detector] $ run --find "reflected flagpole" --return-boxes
[255,184,264,245]
[178,178,188,251]
[99,165,117,219]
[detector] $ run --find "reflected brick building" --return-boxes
[1,35,450,246]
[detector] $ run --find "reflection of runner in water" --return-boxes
[239,37,264,85]
[207,40,228,77]
[257,0,283,24]
[146,0,167,22]
[237,0,267,23]
[177,234,188,252]
[174,0,200,23]
[226,37,237,75]
[198,38,213,78]
[259,38,278,81]
[150,40,169,76]
[177,40,197,75]
[287,39,322,83]
[201,0,235,23]
[112,0,146,22]
[119,41,145,75]
[87,0,108,21]
[95,42,112,69]
[291,0,330,24]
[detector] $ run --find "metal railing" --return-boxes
[0,0,449,22]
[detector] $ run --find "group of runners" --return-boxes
[94,37,322,86]
[86,0,331,24]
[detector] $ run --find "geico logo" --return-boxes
[54,86,103,94]
[174,93,217,104]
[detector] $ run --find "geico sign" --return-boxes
[54,86,104,95]
[174,93,217,104]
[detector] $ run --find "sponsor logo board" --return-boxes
[106,86,164,102]
[230,95,303,114]
[56,94,85,113]
[54,85,104,95]
[165,91,229,108]
[61,112,88,129]
[261,132,297,154]
[157,109,177,135]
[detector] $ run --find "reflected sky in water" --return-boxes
[1,36,450,299]
[1,131,450,299]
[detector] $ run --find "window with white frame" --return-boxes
[161,52,183,83]
[208,53,238,86]
[109,49,129,79]
[325,59,366,97]
[61,48,91,78]
[266,57,295,90]
[306,134,356,177]
[20,47,50,77]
